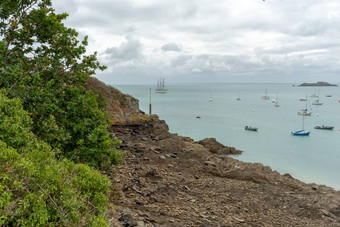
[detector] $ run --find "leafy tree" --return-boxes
[0,94,110,226]
[0,0,122,169]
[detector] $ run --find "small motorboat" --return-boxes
[245,126,258,131]
[314,125,334,130]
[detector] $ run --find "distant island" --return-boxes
[298,81,338,86]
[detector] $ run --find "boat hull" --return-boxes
[155,90,167,93]
[314,126,334,130]
[297,111,312,116]
[245,126,258,131]
[291,130,310,136]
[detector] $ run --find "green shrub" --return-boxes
[0,94,110,226]
[0,0,122,169]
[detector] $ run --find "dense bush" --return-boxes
[0,94,111,226]
[0,0,122,169]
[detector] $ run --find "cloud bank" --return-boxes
[53,0,340,84]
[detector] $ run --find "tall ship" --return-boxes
[155,78,168,93]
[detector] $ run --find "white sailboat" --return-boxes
[297,95,312,116]
[312,99,323,105]
[155,78,167,93]
[261,89,270,100]
[310,88,319,98]
[209,86,213,102]
[274,94,279,107]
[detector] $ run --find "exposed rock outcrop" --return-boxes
[85,77,144,125]
[86,77,340,226]
[198,137,242,155]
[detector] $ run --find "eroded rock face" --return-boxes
[85,77,143,125]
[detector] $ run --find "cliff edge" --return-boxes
[87,78,340,226]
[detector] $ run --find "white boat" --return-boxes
[297,95,312,116]
[261,89,270,100]
[155,78,167,93]
[299,97,306,101]
[312,100,323,105]
[274,93,279,107]
[209,87,214,102]
[310,89,320,98]
[297,109,312,116]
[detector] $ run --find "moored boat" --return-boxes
[261,89,270,100]
[245,126,258,131]
[297,109,312,116]
[312,100,323,105]
[314,125,334,130]
[291,130,310,136]
[297,95,312,115]
[292,110,310,136]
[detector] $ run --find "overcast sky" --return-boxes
[53,0,340,85]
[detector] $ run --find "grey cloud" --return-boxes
[161,43,182,52]
[104,36,142,60]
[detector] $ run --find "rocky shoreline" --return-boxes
[87,78,340,226]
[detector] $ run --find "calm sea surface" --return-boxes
[115,84,340,190]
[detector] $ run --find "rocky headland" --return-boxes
[87,78,340,227]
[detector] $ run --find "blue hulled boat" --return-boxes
[291,130,310,136]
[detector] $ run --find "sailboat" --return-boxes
[297,95,312,116]
[291,113,310,136]
[274,94,279,107]
[261,89,270,100]
[155,78,167,93]
[310,88,319,98]
[312,99,323,105]
[209,86,213,102]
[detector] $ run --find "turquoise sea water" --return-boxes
[115,84,340,190]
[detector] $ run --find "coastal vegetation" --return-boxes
[0,95,110,225]
[0,0,122,225]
